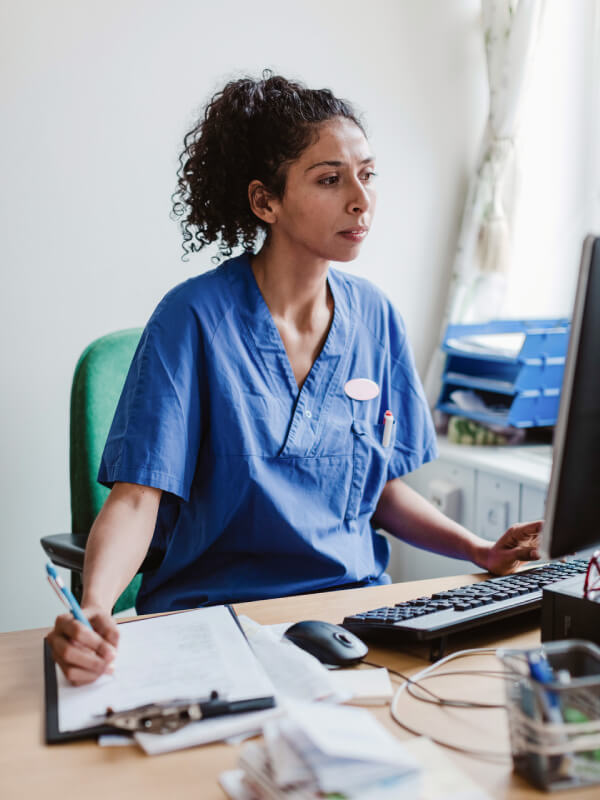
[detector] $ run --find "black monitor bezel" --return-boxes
[542,234,600,559]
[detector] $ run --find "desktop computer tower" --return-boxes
[541,573,600,646]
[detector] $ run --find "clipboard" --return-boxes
[44,638,117,743]
[44,605,271,744]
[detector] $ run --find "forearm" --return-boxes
[82,482,162,612]
[373,478,491,568]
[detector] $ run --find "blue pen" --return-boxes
[527,650,571,778]
[46,562,93,629]
[527,651,563,723]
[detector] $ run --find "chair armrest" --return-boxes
[41,533,87,571]
[40,534,163,574]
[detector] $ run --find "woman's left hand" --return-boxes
[479,520,543,575]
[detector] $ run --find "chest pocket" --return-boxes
[346,420,395,521]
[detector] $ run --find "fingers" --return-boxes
[501,521,543,547]
[508,520,543,538]
[87,610,120,650]
[487,521,544,574]
[54,666,107,686]
[49,632,112,683]
[47,612,117,686]
[56,613,117,656]
[516,520,544,535]
[525,520,543,535]
[512,546,541,562]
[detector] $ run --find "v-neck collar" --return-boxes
[222,253,353,457]
[232,252,347,400]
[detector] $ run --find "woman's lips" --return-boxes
[338,228,368,242]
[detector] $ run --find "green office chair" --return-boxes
[41,329,162,613]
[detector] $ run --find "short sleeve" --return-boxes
[98,286,205,502]
[385,305,438,479]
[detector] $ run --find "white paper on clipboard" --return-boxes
[55,606,276,734]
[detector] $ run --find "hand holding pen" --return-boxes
[46,563,119,686]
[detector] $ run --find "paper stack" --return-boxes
[221,702,422,799]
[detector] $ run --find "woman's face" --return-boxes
[269,117,377,264]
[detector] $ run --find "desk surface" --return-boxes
[1,574,596,800]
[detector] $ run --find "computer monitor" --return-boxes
[542,234,600,559]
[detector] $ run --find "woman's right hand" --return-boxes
[46,606,119,686]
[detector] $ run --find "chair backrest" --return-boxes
[70,329,143,612]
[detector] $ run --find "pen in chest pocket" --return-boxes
[382,410,394,447]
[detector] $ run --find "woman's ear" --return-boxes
[248,180,278,224]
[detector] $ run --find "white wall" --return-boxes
[0,0,491,632]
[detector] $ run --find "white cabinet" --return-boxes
[475,472,520,541]
[394,458,479,580]
[520,485,547,521]
[385,436,552,582]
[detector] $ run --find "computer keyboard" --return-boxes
[342,560,589,659]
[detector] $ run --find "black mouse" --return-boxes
[284,620,368,666]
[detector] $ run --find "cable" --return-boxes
[363,658,454,704]
[363,659,513,710]
[405,672,507,710]
[385,648,514,761]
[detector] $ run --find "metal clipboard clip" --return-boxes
[97,690,275,735]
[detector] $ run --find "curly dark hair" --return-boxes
[172,70,365,260]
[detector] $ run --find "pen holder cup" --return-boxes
[499,640,600,792]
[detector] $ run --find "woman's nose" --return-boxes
[346,178,371,215]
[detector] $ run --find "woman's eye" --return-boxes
[361,170,377,183]
[318,175,339,185]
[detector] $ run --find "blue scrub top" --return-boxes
[99,254,437,613]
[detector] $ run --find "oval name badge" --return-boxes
[344,378,380,401]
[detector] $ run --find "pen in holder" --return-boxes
[499,640,600,792]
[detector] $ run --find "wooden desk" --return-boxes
[1,575,597,799]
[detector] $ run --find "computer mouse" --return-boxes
[284,620,368,666]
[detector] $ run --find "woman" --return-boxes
[48,73,541,684]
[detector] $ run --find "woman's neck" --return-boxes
[250,242,332,331]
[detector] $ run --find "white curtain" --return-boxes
[424,0,545,406]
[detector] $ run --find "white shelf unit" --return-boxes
[385,436,552,582]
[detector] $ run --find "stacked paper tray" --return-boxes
[436,319,570,428]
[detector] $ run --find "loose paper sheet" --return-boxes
[328,667,393,705]
[447,332,525,358]
[237,616,347,702]
[56,606,275,733]
[135,706,283,755]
